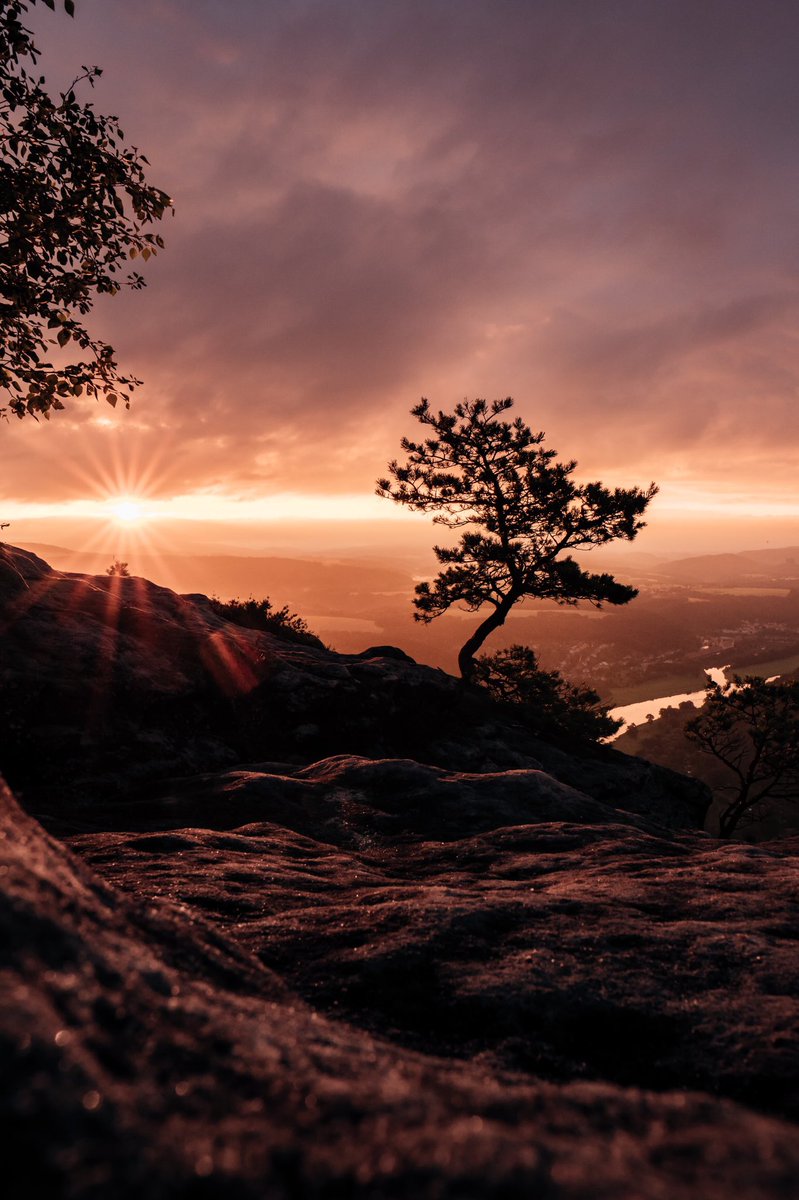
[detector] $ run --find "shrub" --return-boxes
[106,560,130,577]
[208,596,323,648]
[475,643,621,745]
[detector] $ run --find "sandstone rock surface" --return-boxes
[0,544,706,829]
[2,544,797,1197]
[4,776,799,1198]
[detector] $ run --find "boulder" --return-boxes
[1,545,796,1198]
[0,544,707,830]
[3,775,799,1199]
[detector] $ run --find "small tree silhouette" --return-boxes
[475,643,621,744]
[378,397,656,680]
[685,675,799,837]
[106,560,130,577]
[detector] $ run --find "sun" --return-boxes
[109,498,146,526]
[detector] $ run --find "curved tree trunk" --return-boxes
[718,788,754,838]
[719,802,745,839]
[457,595,517,682]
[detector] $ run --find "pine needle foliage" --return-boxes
[475,643,622,745]
[378,398,657,679]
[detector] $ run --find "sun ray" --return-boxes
[109,498,147,526]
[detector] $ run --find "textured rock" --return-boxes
[44,755,639,843]
[1,545,798,1197]
[3,776,799,1199]
[0,544,707,830]
[69,758,799,1122]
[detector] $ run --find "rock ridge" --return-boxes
[4,544,797,1197]
[0,543,707,831]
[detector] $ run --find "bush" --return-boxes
[475,644,621,745]
[208,596,323,648]
[106,560,130,577]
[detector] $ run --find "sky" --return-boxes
[2,0,799,555]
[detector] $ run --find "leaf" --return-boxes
[1,15,168,426]
[64,0,76,14]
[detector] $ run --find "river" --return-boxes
[608,666,729,738]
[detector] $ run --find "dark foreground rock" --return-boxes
[0,543,706,830]
[2,544,796,1197]
[4,775,799,1199]
[67,757,799,1122]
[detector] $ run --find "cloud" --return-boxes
[4,0,798,513]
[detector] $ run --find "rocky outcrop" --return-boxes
[66,756,799,1121]
[0,544,707,829]
[6,543,794,1197]
[42,755,647,841]
[4,774,799,1199]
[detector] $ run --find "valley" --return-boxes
[19,537,799,709]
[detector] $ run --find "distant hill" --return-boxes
[16,541,415,611]
[742,546,799,570]
[658,547,799,585]
[658,552,763,584]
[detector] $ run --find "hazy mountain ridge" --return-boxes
[1,542,798,1198]
[655,547,799,585]
[15,539,799,694]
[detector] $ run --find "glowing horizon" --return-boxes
[0,491,422,524]
[2,2,797,558]
[4,482,799,528]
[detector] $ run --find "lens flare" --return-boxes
[110,499,145,525]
